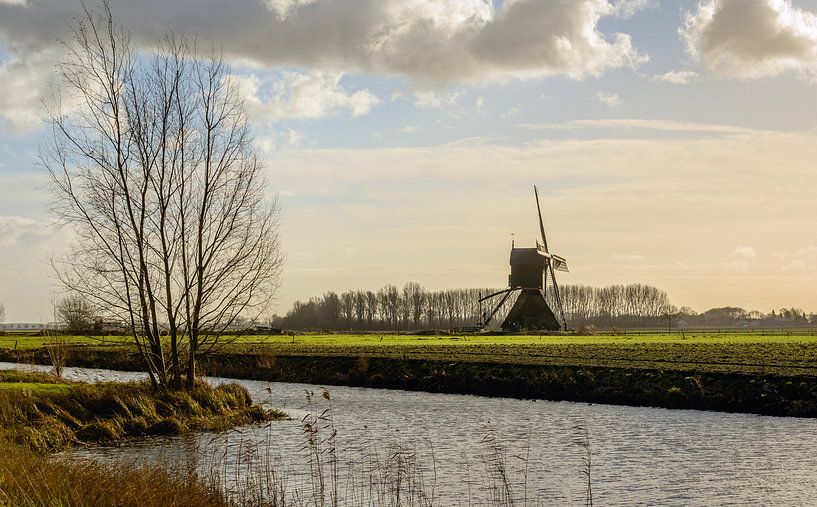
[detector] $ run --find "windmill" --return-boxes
[478,186,569,331]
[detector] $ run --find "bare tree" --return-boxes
[403,282,426,330]
[0,303,4,323]
[55,294,95,334]
[45,3,282,389]
[339,291,354,328]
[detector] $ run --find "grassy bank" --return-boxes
[3,331,817,417]
[0,370,281,453]
[4,331,817,376]
[0,370,286,506]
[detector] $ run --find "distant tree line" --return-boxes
[272,282,682,331]
[271,283,817,331]
[673,306,816,328]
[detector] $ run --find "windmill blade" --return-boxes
[548,268,568,331]
[551,254,569,272]
[535,241,553,259]
[534,185,549,253]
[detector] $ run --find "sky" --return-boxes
[1,0,816,322]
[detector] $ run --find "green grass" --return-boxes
[0,334,130,350]
[219,332,817,377]
[0,382,73,395]
[4,331,817,377]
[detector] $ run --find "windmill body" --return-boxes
[502,247,561,331]
[479,186,569,332]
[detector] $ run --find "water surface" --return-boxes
[3,362,816,505]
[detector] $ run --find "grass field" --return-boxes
[3,331,817,376]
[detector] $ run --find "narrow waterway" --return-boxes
[3,362,816,505]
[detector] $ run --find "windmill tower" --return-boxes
[479,186,569,331]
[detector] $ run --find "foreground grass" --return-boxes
[0,440,229,507]
[0,370,286,506]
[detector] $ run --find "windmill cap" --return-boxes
[510,247,546,266]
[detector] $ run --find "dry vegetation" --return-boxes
[0,370,285,506]
[0,440,228,507]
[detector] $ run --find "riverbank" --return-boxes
[0,369,285,506]
[0,369,282,452]
[3,344,817,417]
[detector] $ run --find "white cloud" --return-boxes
[413,90,460,109]
[653,70,699,84]
[227,71,380,122]
[783,246,817,271]
[398,126,418,134]
[0,51,51,133]
[254,127,308,154]
[610,0,654,19]
[475,96,486,113]
[723,245,757,272]
[501,106,521,119]
[262,0,317,19]
[595,92,622,107]
[523,118,767,136]
[0,216,49,247]
[681,0,817,79]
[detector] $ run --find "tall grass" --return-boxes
[0,440,229,507]
[199,389,594,506]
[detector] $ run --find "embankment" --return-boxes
[0,369,282,453]
[3,346,817,418]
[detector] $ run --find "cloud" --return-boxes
[0,0,648,133]
[254,128,308,154]
[265,126,817,311]
[0,216,50,247]
[783,246,817,271]
[227,71,380,121]
[610,0,653,19]
[413,90,461,109]
[594,92,622,107]
[0,0,646,83]
[501,106,521,119]
[723,245,757,272]
[520,118,769,136]
[653,70,698,84]
[0,51,51,133]
[681,0,817,79]
[475,96,486,113]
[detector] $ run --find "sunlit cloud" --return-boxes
[653,70,699,84]
[681,0,817,79]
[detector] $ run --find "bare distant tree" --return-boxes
[0,303,4,323]
[353,291,366,329]
[403,282,426,330]
[365,291,377,329]
[45,3,282,388]
[340,291,354,328]
[55,294,95,333]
